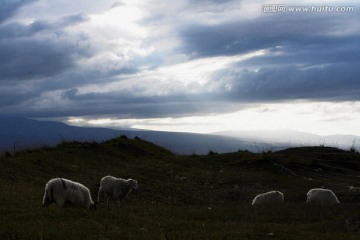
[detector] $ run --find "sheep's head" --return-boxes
[128,179,138,190]
[90,201,98,210]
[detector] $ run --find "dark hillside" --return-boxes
[273,147,360,189]
[1,138,360,239]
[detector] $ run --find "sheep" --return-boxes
[98,176,138,206]
[42,178,95,209]
[348,186,360,193]
[306,188,340,204]
[251,191,284,205]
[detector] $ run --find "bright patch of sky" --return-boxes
[67,101,360,136]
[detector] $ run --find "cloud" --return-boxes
[0,39,76,81]
[239,37,360,68]
[176,8,360,103]
[0,12,93,81]
[0,2,156,114]
[179,13,358,58]
[0,14,88,40]
[55,88,233,118]
[0,0,359,123]
[212,63,360,102]
[0,0,37,23]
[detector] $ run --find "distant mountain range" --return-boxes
[214,130,360,150]
[0,117,359,154]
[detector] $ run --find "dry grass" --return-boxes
[1,137,360,239]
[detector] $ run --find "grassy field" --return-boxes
[1,136,360,239]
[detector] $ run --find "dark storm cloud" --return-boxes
[0,39,75,80]
[0,13,92,81]
[34,58,360,118]
[6,88,231,118]
[0,13,88,39]
[179,13,357,58]
[239,38,360,68]
[0,86,40,106]
[212,63,360,102]
[60,13,89,26]
[179,11,360,103]
[0,0,37,23]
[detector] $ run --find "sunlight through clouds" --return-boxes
[74,49,268,96]
[65,101,360,136]
[129,102,360,136]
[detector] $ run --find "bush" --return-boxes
[207,150,218,156]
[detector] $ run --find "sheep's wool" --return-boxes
[42,178,94,209]
[98,176,138,205]
[306,188,339,204]
[252,191,284,205]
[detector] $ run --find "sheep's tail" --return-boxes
[60,178,67,189]
[42,184,54,207]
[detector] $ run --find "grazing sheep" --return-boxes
[251,191,284,205]
[98,176,138,206]
[306,188,340,204]
[348,186,360,193]
[42,178,95,209]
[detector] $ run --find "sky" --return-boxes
[0,0,360,135]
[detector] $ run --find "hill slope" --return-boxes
[0,117,120,151]
[0,117,280,154]
[1,138,360,239]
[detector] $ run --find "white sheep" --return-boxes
[42,178,95,209]
[306,188,340,204]
[251,191,284,205]
[348,186,360,193]
[98,176,138,206]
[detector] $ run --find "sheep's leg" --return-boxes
[105,195,109,206]
[98,188,105,204]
